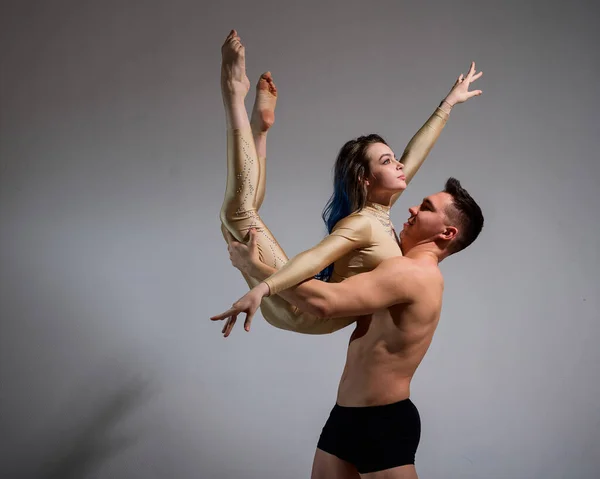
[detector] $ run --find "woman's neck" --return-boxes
[366,191,395,207]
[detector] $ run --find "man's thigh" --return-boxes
[360,464,418,479]
[311,448,360,479]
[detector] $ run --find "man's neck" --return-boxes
[403,244,441,265]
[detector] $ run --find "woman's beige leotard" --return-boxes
[220,106,449,334]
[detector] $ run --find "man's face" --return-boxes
[400,191,455,247]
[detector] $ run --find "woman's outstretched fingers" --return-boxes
[223,315,237,337]
[244,312,254,331]
[468,61,476,76]
[211,307,238,321]
[221,316,230,334]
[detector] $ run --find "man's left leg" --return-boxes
[311,449,359,479]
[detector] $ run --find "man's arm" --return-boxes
[244,261,330,318]
[298,257,429,317]
[252,256,427,318]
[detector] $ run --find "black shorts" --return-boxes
[316,398,421,474]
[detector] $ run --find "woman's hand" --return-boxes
[225,228,260,276]
[443,61,483,106]
[210,282,270,337]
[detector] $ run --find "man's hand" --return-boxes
[210,282,270,337]
[224,228,260,276]
[443,61,483,107]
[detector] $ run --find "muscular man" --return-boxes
[212,178,484,478]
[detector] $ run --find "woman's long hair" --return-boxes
[315,134,388,281]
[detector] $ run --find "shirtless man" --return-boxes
[212,178,484,478]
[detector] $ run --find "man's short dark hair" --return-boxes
[443,177,484,254]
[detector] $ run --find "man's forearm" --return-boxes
[251,261,333,318]
[250,261,277,281]
[276,278,332,318]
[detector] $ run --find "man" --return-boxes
[211,177,484,478]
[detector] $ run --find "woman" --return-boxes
[215,30,482,336]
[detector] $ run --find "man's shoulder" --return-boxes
[383,257,443,288]
[383,255,438,272]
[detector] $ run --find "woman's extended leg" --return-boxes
[251,71,277,210]
[219,31,286,271]
[219,31,351,334]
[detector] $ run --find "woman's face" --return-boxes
[365,142,407,193]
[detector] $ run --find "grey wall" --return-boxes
[1,0,599,478]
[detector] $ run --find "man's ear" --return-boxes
[441,226,458,241]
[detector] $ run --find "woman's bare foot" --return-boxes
[221,30,251,129]
[251,72,277,169]
[251,72,278,135]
